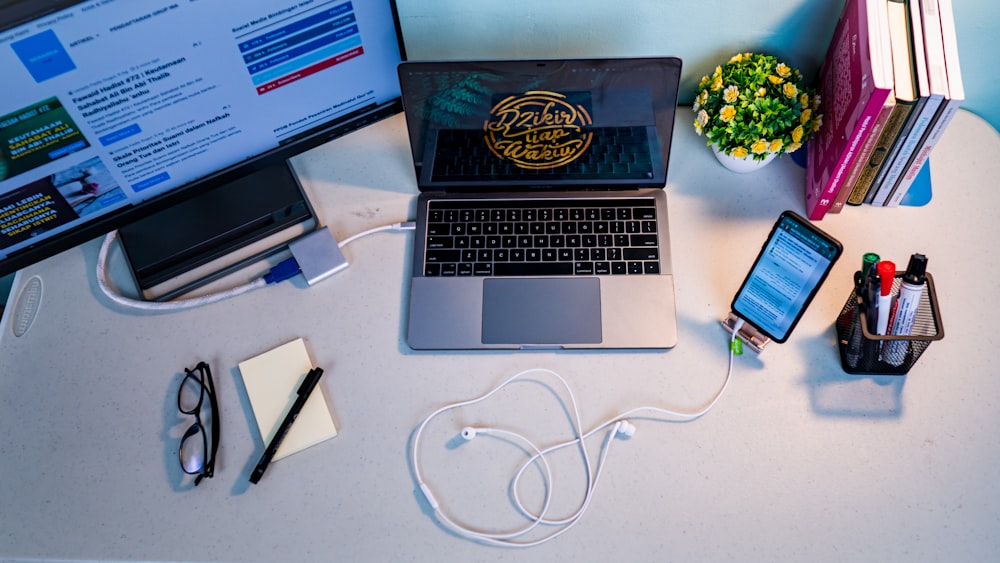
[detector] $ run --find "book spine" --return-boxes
[874,94,940,205]
[828,117,884,214]
[937,0,964,100]
[869,97,925,205]
[806,110,876,221]
[887,0,963,206]
[805,0,885,220]
[828,111,886,213]
[885,98,959,206]
[846,99,909,205]
[876,0,938,206]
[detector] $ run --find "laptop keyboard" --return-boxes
[431,127,655,182]
[422,199,661,277]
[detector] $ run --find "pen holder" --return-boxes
[835,272,944,375]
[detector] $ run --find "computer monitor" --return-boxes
[0,0,406,295]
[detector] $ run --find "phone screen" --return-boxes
[731,211,842,343]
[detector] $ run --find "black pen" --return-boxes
[864,268,881,335]
[249,367,324,484]
[861,266,881,362]
[845,271,866,368]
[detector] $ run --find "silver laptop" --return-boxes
[400,57,682,350]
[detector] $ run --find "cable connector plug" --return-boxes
[263,257,301,284]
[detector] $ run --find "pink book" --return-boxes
[805,0,893,220]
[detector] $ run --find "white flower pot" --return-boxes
[711,144,777,173]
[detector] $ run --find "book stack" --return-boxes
[805,0,964,220]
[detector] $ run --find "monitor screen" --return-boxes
[0,0,406,278]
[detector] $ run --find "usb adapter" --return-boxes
[289,227,349,286]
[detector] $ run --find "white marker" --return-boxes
[883,254,927,366]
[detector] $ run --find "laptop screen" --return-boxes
[397,58,682,191]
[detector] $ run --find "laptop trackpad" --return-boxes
[482,278,602,345]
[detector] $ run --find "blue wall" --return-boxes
[396,0,999,132]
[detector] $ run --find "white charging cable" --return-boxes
[96,230,265,311]
[96,221,414,311]
[411,319,745,547]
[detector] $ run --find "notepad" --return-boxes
[238,338,337,461]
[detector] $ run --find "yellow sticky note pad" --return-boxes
[238,338,337,461]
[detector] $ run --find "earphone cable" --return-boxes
[411,323,743,547]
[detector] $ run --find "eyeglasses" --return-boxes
[178,361,220,485]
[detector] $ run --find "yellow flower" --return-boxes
[812,114,823,133]
[732,146,749,158]
[697,109,709,127]
[695,54,818,153]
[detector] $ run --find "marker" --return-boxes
[884,254,928,366]
[862,252,880,277]
[249,367,325,484]
[875,260,896,335]
[864,263,881,336]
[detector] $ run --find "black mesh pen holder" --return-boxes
[835,272,944,375]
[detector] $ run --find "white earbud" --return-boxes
[616,420,636,439]
[461,427,478,440]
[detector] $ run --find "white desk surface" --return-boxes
[2,109,998,562]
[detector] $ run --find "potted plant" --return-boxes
[693,52,822,172]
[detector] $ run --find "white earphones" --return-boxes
[464,421,635,442]
[411,330,741,548]
[615,420,637,439]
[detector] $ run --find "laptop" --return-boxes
[399,57,682,350]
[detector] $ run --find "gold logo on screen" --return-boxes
[484,91,592,170]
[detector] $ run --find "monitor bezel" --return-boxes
[0,0,407,278]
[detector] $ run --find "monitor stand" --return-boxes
[117,160,318,301]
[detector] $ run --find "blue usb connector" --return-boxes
[263,257,302,285]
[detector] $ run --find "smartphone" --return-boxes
[730,210,843,343]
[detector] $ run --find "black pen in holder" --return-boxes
[835,272,944,375]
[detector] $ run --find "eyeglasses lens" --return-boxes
[177,367,212,479]
[179,423,206,474]
[178,371,205,414]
